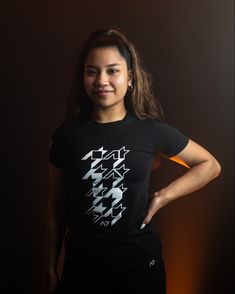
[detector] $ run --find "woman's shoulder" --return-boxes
[51,116,84,140]
[134,115,163,128]
[135,116,189,140]
[139,116,180,130]
[128,114,166,132]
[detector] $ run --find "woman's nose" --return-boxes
[95,72,109,86]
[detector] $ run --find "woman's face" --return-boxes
[84,47,132,110]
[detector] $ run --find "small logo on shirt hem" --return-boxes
[149,259,156,267]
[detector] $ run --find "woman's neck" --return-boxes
[90,107,127,123]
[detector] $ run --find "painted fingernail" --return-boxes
[140,223,146,229]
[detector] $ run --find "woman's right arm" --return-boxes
[48,163,68,293]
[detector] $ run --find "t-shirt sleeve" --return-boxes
[49,124,67,169]
[152,120,189,157]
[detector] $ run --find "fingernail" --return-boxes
[140,223,146,229]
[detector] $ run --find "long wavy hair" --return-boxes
[65,27,163,121]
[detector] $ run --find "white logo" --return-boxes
[82,146,130,226]
[149,259,156,267]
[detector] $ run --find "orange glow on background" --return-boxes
[149,157,218,294]
[169,156,190,169]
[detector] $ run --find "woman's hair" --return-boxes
[66,27,163,120]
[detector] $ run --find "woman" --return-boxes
[48,28,221,293]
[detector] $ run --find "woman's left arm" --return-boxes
[142,139,221,226]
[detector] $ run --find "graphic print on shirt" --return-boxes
[81,146,130,226]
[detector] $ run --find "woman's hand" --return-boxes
[141,191,168,228]
[48,269,60,294]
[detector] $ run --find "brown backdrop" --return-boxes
[1,0,234,293]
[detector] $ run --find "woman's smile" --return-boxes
[93,89,114,97]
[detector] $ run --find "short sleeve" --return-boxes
[49,125,67,169]
[152,120,189,157]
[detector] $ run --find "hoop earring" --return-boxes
[128,84,133,91]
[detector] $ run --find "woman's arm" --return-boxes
[142,139,221,227]
[48,163,68,292]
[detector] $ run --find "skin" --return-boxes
[48,46,221,291]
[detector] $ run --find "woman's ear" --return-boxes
[128,70,133,86]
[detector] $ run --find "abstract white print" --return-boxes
[82,146,130,226]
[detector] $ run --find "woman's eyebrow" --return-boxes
[106,63,121,67]
[85,63,121,68]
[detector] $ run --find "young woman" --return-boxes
[48,28,221,293]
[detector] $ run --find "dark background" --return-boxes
[1,0,234,293]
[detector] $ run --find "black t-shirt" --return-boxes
[49,112,189,269]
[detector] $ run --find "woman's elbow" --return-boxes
[211,157,221,179]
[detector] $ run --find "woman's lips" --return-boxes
[94,90,113,97]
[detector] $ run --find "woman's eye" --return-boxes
[86,70,96,76]
[108,69,119,74]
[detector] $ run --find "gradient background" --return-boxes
[1,0,234,293]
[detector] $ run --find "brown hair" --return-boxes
[66,27,163,120]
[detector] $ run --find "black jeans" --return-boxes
[59,254,166,293]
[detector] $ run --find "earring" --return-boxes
[128,84,133,91]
